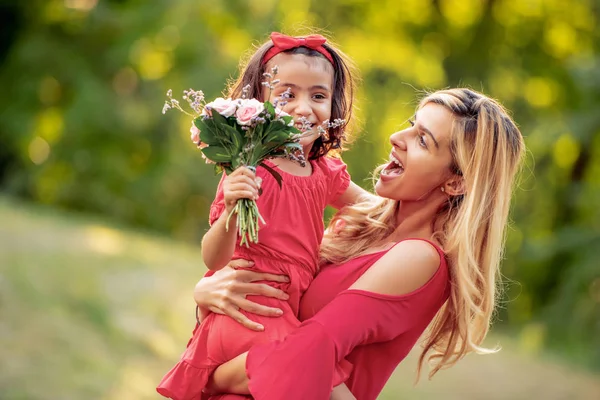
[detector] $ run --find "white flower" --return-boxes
[204,97,237,117]
[275,108,291,117]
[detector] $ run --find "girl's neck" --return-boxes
[269,143,315,176]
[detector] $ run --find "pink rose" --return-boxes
[190,123,208,152]
[190,124,200,144]
[236,99,264,126]
[204,97,237,117]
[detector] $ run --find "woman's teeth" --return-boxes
[381,154,404,177]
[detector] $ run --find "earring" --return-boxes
[441,186,445,192]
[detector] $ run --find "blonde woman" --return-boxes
[192,88,525,400]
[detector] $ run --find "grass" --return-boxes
[1,197,599,399]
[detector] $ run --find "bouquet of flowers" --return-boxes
[162,67,305,247]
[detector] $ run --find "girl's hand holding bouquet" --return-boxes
[222,167,261,215]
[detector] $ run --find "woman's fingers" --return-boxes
[222,305,265,331]
[227,259,254,269]
[248,271,290,284]
[234,268,289,283]
[236,298,284,317]
[237,282,289,301]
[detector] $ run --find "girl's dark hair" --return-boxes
[226,35,357,159]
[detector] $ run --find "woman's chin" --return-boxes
[374,180,386,197]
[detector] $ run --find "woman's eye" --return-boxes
[418,134,427,148]
[313,93,326,100]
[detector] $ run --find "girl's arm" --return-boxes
[207,239,443,398]
[201,167,261,270]
[330,181,374,209]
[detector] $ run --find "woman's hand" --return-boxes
[193,259,290,331]
[222,167,261,214]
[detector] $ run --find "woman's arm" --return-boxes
[201,167,260,270]
[208,240,443,398]
[193,260,290,330]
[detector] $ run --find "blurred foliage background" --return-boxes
[1,0,599,399]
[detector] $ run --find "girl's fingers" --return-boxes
[227,182,258,193]
[225,190,256,201]
[226,178,259,192]
[236,298,284,317]
[231,167,257,179]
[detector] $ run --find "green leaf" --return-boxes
[260,162,283,189]
[211,110,228,126]
[221,124,246,152]
[281,115,294,126]
[201,146,231,163]
[251,143,264,163]
[264,101,276,117]
[194,118,221,146]
[265,130,293,143]
[251,123,264,141]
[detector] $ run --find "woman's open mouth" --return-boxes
[381,153,404,177]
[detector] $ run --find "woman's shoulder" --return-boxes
[350,238,447,298]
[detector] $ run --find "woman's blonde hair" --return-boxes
[320,88,525,379]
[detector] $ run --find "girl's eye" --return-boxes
[313,93,326,100]
[418,134,427,148]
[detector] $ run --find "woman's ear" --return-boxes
[443,175,465,196]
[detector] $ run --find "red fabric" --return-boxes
[263,32,334,64]
[157,157,351,400]
[246,239,450,400]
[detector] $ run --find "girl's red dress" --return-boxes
[246,238,450,400]
[156,157,351,400]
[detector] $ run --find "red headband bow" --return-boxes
[262,32,334,65]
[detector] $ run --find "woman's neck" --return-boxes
[387,198,443,242]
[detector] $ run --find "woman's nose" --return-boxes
[390,131,407,151]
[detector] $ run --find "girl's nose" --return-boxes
[293,99,312,116]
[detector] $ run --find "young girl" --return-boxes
[157,32,367,400]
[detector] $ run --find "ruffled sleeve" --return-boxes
[323,157,350,205]
[208,173,227,226]
[246,289,443,400]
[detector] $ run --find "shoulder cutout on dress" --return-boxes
[349,239,443,297]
